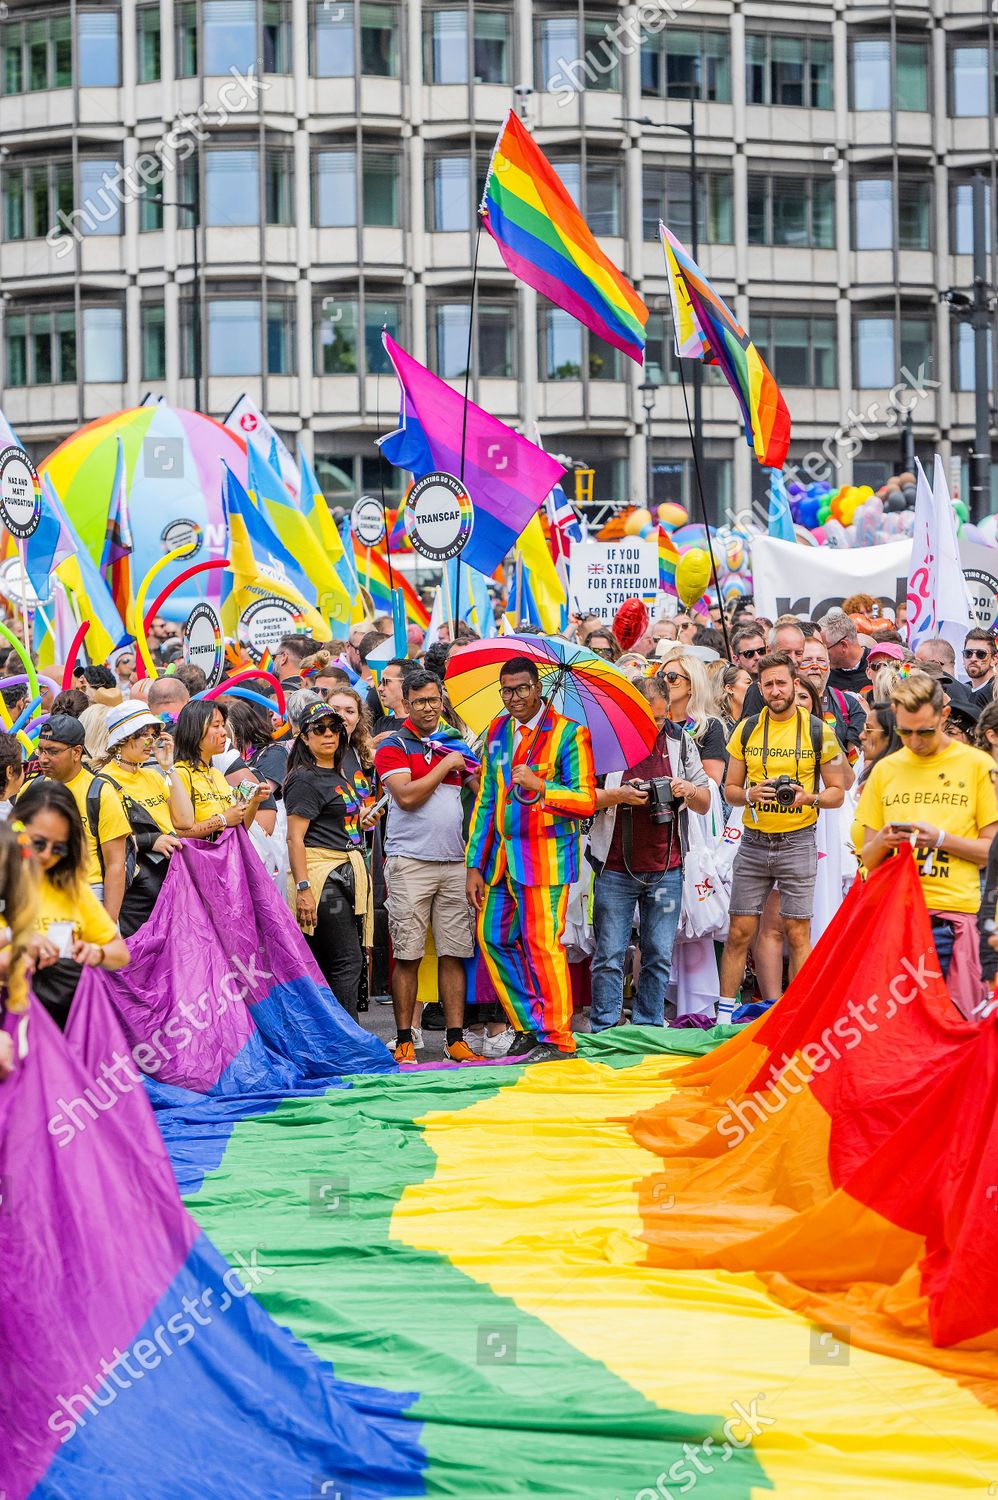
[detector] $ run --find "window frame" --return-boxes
[311,0,401,80]
[4,305,80,386]
[641,26,732,103]
[313,287,404,378]
[428,296,517,380]
[746,173,836,249]
[745,32,833,109]
[642,164,734,245]
[848,33,930,112]
[751,310,838,388]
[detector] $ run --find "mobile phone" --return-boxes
[889,822,916,834]
[47,920,75,958]
[366,792,390,818]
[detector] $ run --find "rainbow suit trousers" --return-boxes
[477,876,573,1051]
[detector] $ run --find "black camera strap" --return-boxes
[759,707,803,785]
[619,733,684,887]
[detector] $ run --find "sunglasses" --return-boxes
[738,646,766,659]
[964,648,991,661]
[307,721,339,736]
[897,726,940,739]
[30,835,69,857]
[663,672,690,686]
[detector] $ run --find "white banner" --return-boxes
[223,394,299,501]
[569,541,659,618]
[753,534,998,630]
[751,537,912,622]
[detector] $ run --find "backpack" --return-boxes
[738,710,825,793]
[85,772,139,889]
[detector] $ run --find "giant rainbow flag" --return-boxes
[481,110,648,363]
[661,222,791,469]
[5,841,998,1497]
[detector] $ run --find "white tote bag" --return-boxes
[678,782,730,940]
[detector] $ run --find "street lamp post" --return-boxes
[150,194,202,414]
[941,172,995,523]
[638,377,660,506]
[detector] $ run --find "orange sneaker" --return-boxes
[393,1040,416,1064]
[444,1038,483,1062]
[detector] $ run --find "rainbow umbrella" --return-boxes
[445,635,658,773]
[41,406,249,621]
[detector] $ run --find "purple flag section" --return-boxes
[0,998,424,1500]
[89,828,392,1096]
[378,332,565,576]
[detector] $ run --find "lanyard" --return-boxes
[759,707,803,784]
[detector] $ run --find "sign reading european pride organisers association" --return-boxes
[570,541,660,619]
[0,446,42,540]
[403,472,475,562]
[183,602,225,689]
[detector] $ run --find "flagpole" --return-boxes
[456,219,484,639]
[675,357,731,659]
[16,540,30,652]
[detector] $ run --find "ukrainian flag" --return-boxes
[220,463,331,643]
[248,445,352,626]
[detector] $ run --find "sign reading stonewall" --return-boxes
[752,535,998,627]
[570,541,660,618]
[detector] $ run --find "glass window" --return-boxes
[141,304,166,380]
[747,175,836,249]
[474,9,510,85]
[652,29,730,102]
[643,167,733,245]
[267,301,296,375]
[56,309,76,381]
[746,33,832,108]
[137,164,164,232]
[539,15,578,93]
[203,0,255,74]
[430,154,471,233]
[950,46,991,118]
[583,15,617,92]
[6,314,27,386]
[2,22,25,95]
[363,151,400,227]
[265,150,294,225]
[428,8,466,83]
[2,168,24,240]
[314,150,357,227]
[953,322,992,393]
[317,297,359,374]
[812,318,837,387]
[364,294,401,373]
[431,300,514,378]
[137,7,161,83]
[851,36,927,110]
[771,178,808,247]
[79,158,123,235]
[360,3,398,77]
[263,1,291,71]
[898,178,930,250]
[176,4,198,77]
[853,179,892,250]
[855,314,932,387]
[951,180,992,256]
[208,299,262,376]
[313,0,353,77]
[755,314,837,387]
[587,163,621,236]
[205,149,260,226]
[78,10,119,86]
[27,19,48,90]
[52,15,72,86]
[83,306,124,382]
[812,178,835,247]
[542,307,583,380]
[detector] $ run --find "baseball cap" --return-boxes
[867,642,904,663]
[299,701,344,736]
[38,713,86,748]
[105,702,162,750]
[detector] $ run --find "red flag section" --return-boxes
[630,850,998,1391]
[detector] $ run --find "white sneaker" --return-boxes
[481,1027,515,1058]
[388,1027,424,1051]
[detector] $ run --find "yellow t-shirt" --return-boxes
[855,740,998,914]
[174,761,235,823]
[108,763,175,836]
[727,707,842,835]
[64,768,132,886]
[37,875,118,947]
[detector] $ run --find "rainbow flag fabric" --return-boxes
[657,525,680,594]
[661,222,791,468]
[353,536,430,629]
[7,841,998,1498]
[481,110,648,363]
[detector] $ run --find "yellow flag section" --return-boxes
[394,1049,998,1500]
[222,465,331,644]
[248,446,351,625]
[515,511,566,633]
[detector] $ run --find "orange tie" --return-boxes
[513,724,532,766]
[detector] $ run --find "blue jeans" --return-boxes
[590,868,683,1030]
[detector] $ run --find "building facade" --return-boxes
[0,0,995,521]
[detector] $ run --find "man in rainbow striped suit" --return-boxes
[466,656,597,1060]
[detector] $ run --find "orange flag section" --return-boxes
[630,850,998,1393]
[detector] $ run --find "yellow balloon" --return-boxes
[676,547,712,610]
[624,507,652,535]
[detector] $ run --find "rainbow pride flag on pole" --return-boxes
[661,222,791,468]
[657,526,680,595]
[481,110,648,363]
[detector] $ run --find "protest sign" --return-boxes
[751,538,912,621]
[569,541,659,618]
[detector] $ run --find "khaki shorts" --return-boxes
[384,856,475,961]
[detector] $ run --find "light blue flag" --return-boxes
[444,559,497,637]
[767,469,796,543]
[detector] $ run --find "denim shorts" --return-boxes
[728,825,818,921]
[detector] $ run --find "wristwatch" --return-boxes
[296,880,311,892]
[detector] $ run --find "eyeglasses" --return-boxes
[897,726,940,740]
[738,646,766,660]
[964,648,991,661]
[663,672,690,686]
[500,684,534,700]
[30,835,69,857]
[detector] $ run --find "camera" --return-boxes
[633,776,675,825]
[770,774,802,808]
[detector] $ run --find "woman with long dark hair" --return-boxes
[284,701,372,1018]
[172,699,269,839]
[16,780,129,1026]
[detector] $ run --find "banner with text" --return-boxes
[570,541,660,618]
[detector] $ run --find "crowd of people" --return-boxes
[1,585,997,1076]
